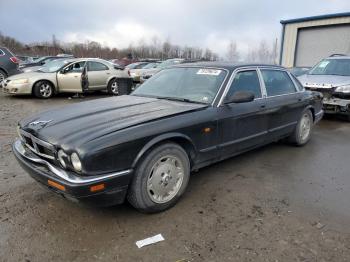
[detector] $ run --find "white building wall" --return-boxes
[281,16,350,67]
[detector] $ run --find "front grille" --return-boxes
[19,129,55,160]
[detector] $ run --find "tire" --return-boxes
[0,69,7,85]
[33,80,54,98]
[127,142,190,213]
[107,78,119,95]
[347,115,350,122]
[288,109,313,146]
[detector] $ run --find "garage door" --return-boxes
[295,24,350,67]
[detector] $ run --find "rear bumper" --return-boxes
[12,139,133,206]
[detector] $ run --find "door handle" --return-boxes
[260,105,266,109]
[106,72,110,75]
[74,76,78,78]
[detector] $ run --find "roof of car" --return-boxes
[327,55,350,60]
[174,61,285,71]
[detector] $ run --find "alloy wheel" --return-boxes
[111,81,119,95]
[147,155,184,204]
[299,113,311,142]
[39,83,52,98]
[0,72,5,84]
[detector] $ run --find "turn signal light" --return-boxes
[203,127,211,133]
[48,180,66,191]
[90,183,105,192]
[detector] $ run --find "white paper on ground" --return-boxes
[136,234,165,248]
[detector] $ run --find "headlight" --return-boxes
[12,78,29,84]
[71,153,82,172]
[335,85,350,93]
[57,150,67,168]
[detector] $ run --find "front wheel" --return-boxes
[33,81,54,98]
[0,69,7,84]
[107,79,119,95]
[288,109,313,146]
[127,143,190,213]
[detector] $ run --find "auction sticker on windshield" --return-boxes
[197,69,222,76]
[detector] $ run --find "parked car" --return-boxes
[0,47,21,83]
[125,62,150,69]
[13,62,323,212]
[298,55,350,120]
[19,55,74,71]
[129,62,160,83]
[3,58,131,98]
[289,67,310,77]
[140,58,185,82]
[16,55,39,65]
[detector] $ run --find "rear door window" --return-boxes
[226,70,262,99]
[261,70,296,96]
[88,61,108,71]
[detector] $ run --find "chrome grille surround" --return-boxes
[19,129,56,160]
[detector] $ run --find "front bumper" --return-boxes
[12,139,133,206]
[323,97,350,115]
[3,81,32,95]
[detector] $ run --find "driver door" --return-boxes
[217,69,268,157]
[57,61,86,93]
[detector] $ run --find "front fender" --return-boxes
[131,132,196,168]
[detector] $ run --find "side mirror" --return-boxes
[224,91,255,104]
[40,61,45,65]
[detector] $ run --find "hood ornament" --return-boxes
[29,120,52,128]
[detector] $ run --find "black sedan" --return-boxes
[13,62,323,213]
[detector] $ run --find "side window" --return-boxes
[261,70,296,96]
[226,70,262,99]
[88,61,108,71]
[63,61,86,73]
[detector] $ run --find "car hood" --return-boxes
[7,71,51,80]
[298,74,350,88]
[22,66,42,73]
[19,95,207,148]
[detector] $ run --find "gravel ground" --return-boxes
[0,91,349,262]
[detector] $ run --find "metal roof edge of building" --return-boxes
[280,12,350,24]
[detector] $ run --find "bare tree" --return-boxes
[0,32,219,61]
[226,40,240,62]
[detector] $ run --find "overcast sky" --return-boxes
[0,0,349,56]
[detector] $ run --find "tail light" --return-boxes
[10,57,19,63]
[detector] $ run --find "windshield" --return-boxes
[132,67,227,104]
[38,59,71,73]
[35,56,49,63]
[309,59,350,76]
[157,59,184,69]
[126,63,147,69]
[142,62,159,69]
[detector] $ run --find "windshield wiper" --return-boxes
[157,96,208,105]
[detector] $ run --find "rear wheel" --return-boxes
[0,69,7,84]
[127,143,190,213]
[288,109,313,146]
[107,78,119,95]
[33,81,54,98]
